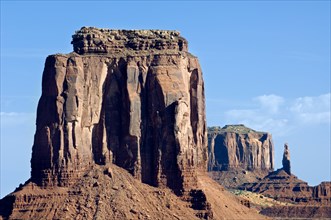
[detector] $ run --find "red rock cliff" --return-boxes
[31,27,208,195]
[208,125,274,172]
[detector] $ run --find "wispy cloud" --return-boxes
[254,94,284,114]
[222,93,330,137]
[290,93,330,124]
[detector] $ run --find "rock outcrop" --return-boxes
[239,169,312,203]
[282,143,291,175]
[30,27,207,195]
[239,141,330,206]
[240,170,331,206]
[238,142,331,218]
[312,182,331,203]
[0,27,269,220]
[208,125,274,172]
[71,28,188,55]
[260,205,331,219]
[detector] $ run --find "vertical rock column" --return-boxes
[282,143,291,175]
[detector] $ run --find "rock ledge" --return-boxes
[72,27,188,55]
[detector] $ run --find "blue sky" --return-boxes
[1,1,330,197]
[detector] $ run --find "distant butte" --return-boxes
[207,128,331,219]
[208,124,274,172]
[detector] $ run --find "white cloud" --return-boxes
[222,93,330,137]
[254,94,284,114]
[296,112,330,124]
[290,93,330,124]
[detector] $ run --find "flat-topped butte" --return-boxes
[72,27,188,55]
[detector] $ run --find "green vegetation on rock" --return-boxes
[208,124,265,135]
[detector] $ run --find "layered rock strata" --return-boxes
[71,28,188,55]
[260,205,331,219]
[239,143,331,207]
[239,170,331,206]
[236,141,331,218]
[30,27,207,195]
[208,125,274,172]
[0,165,265,220]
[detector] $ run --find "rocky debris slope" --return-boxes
[231,189,293,211]
[0,165,197,220]
[207,125,330,218]
[239,144,331,206]
[239,167,331,207]
[0,165,266,220]
[208,125,274,188]
[238,143,331,218]
[239,169,313,204]
[31,27,207,195]
[209,169,268,189]
[196,173,267,220]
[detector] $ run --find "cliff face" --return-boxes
[312,182,331,203]
[208,125,274,172]
[31,27,207,194]
[0,27,269,220]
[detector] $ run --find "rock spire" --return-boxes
[282,143,291,175]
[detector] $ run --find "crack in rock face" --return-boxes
[207,125,274,172]
[0,27,271,220]
[31,27,208,195]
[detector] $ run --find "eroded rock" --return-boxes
[282,143,291,175]
[208,125,274,172]
[30,27,207,195]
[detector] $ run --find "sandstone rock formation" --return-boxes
[260,205,331,219]
[31,27,207,195]
[0,27,268,220]
[71,28,188,55]
[207,124,331,219]
[240,170,331,206]
[312,181,331,204]
[282,143,291,175]
[208,125,274,172]
[239,142,330,206]
[239,169,312,203]
[238,142,331,218]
